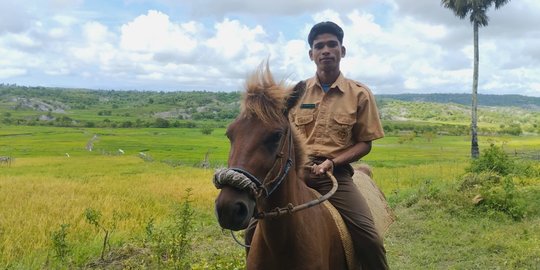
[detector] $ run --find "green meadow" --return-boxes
[1,125,539,269]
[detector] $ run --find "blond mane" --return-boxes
[239,62,307,171]
[240,62,289,125]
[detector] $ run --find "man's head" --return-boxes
[308,21,344,48]
[308,21,346,73]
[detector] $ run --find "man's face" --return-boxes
[309,33,346,72]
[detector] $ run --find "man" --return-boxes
[288,21,388,269]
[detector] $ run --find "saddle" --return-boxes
[311,166,395,270]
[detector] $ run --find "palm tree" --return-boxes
[441,0,510,159]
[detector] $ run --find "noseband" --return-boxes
[214,125,294,199]
[214,124,339,220]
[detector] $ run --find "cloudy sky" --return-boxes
[1,0,539,96]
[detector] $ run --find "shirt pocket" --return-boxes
[330,113,356,145]
[293,113,314,138]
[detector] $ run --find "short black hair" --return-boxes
[308,21,344,48]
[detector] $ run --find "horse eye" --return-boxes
[266,131,282,146]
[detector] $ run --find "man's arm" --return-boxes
[313,141,372,175]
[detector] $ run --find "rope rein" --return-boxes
[214,124,340,247]
[226,170,338,248]
[254,170,338,219]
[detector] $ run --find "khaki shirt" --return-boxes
[289,73,384,159]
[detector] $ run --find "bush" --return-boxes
[479,176,526,220]
[145,188,195,268]
[51,224,71,261]
[154,118,170,128]
[460,172,502,191]
[461,174,526,221]
[200,126,213,135]
[467,144,514,176]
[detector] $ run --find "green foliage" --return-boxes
[481,177,526,220]
[460,172,525,220]
[97,110,112,116]
[200,126,213,135]
[397,132,416,144]
[84,208,126,260]
[378,93,540,108]
[500,123,523,136]
[154,118,170,128]
[0,129,538,269]
[467,144,514,175]
[145,188,196,269]
[459,144,537,220]
[50,224,71,261]
[389,144,533,221]
[460,171,501,191]
[2,84,539,134]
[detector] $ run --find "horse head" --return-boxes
[214,63,305,231]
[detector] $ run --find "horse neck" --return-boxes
[253,163,320,261]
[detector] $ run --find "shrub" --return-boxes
[200,126,213,135]
[467,144,514,176]
[461,151,527,221]
[154,118,170,128]
[477,176,526,221]
[146,188,195,268]
[84,208,126,260]
[460,172,502,191]
[51,223,71,261]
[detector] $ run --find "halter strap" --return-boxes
[228,126,293,198]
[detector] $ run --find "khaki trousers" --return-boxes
[306,164,389,269]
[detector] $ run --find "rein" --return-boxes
[227,170,338,249]
[213,124,339,219]
[254,170,338,219]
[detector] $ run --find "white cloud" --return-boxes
[0,2,33,34]
[173,0,384,17]
[70,22,116,65]
[120,10,198,55]
[205,19,266,60]
[0,1,538,96]
[0,68,27,79]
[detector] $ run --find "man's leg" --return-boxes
[307,168,389,269]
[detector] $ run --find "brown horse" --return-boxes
[213,64,349,270]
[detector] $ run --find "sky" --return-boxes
[0,0,539,96]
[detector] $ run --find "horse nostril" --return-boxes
[234,202,248,220]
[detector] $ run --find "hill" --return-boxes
[1,84,539,135]
[378,93,540,110]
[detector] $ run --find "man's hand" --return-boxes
[311,159,334,175]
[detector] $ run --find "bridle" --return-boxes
[214,122,339,248]
[213,124,338,219]
[229,125,294,199]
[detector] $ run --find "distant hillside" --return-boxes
[1,84,539,135]
[378,93,540,110]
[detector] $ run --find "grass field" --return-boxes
[1,126,539,269]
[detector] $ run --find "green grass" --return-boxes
[0,125,539,269]
[0,126,230,165]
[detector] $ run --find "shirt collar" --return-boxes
[309,72,346,93]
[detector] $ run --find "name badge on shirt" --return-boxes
[300,103,316,109]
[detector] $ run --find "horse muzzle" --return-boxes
[215,185,256,231]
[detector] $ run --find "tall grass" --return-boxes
[1,126,539,268]
[0,156,219,268]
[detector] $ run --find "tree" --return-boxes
[441,0,510,158]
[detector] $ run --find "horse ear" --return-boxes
[285,80,306,113]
